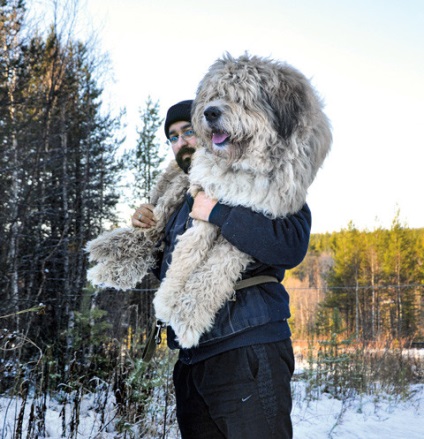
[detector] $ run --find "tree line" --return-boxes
[286,217,424,343]
[0,0,123,377]
[0,1,169,402]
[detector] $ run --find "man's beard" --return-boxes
[176,146,196,174]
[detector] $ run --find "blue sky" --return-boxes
[32,0,424,232]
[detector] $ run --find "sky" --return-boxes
[32,0,424,233]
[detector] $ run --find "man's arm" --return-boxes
[191,192,311,269]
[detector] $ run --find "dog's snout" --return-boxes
[204,106,222,122]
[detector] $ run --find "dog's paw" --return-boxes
[153,295,173,324]
[175,326,201,349]
[87,263,124,289]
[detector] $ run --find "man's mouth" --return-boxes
[212,131,230,146]
[176,146,196,173]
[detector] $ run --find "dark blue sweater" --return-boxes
[154,194,311,365]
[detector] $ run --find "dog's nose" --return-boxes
[204,106,222,122]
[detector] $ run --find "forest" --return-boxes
[1,1,423,437]
[287,219,424,343]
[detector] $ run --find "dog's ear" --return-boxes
[262,69,309,141]
[270,96,299,140]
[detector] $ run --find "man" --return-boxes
[132,100,197,228]
[132,100,311,439]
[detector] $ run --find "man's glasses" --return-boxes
[167,129,196,145]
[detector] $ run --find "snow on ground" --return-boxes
[1,380,422,438]
[291,381,423,438]
[0,391,118,439]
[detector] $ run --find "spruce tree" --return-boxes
[123,97,165,207]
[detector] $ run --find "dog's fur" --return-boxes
[86,53,332,348]
[86,161,190,290]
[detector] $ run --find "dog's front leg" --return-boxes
[153,220,219,324]
[171,237,253,348]
[86,227,155,290]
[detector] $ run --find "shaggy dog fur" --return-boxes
[86,53,332,349]
[86,161,189,290]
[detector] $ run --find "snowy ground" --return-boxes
[1,380,422,438]
[291,380,422,438]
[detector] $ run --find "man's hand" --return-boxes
[131,204,156,228]
[190,191,218,222]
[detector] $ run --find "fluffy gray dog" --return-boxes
[87,53,332,348]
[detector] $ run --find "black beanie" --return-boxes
[164,100,193,138]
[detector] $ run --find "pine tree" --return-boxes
[381,211,421,338]
[324,222,364,338]
[123,97,165,207]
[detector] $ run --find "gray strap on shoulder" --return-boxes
[234,275,279,290]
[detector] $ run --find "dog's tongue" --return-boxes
[212,132,229,145]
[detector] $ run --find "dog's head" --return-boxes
[192,53,331,179]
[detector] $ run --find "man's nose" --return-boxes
[176,135,188,145]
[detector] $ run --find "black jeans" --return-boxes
[173,339,295,439]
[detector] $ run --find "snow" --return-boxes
[0,391,119,439]
[1,382,422,438]
[1,356,423,438]
[291,381,423,438]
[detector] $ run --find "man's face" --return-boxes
[168,121,198,173]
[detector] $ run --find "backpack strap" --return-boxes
[234,275,279,290]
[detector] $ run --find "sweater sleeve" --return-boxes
[208,202,312,268]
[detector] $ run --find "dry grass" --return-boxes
[293,338,424,400]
